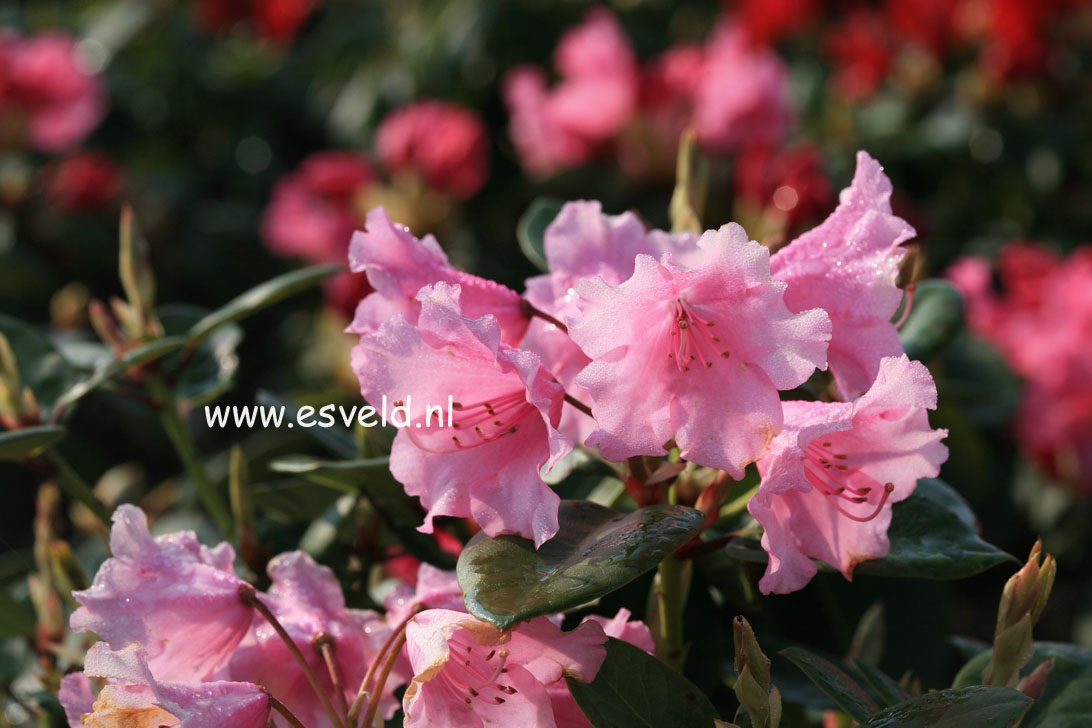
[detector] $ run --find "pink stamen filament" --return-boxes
[667,299,729,372]
[407,390,533,454]
[802,440,894,522]
[441,642,516,709]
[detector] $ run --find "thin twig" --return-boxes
[347,604,425,725]
[563,393,593,417]
[239,585,345,728]
[520,299,568,333]
[360,627,411,728]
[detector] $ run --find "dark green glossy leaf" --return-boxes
[0,314,78,418]
[781,646,879,722]
[853,479,1015,579]
[269,455,391,475]
[566,638,720,728]
[0,424,67,461]
[953,642,1092,728]
[853,659,911,708]
[256,390,357,458]
[458,500,703,629]
[159,305,242,405]
[188,263,339,343]
[861,686,1031,727]
[516,198,564,272]
[899,279,964,362]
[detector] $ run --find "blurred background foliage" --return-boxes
[1,0,1091,725]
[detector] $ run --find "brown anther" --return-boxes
[486,650,496,661]
[494,697,505,704]
[393,400,403,407]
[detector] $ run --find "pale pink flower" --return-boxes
[384,562,465,626]
[522,201,699,444]
[770,151,915,399]
[547,608,654,727]
[346,206,527,345]
[70,505,253,682]
[352,281,570,546]
[749,355,948,594]
[0,31,106,152]
[376,100,490,199]
[569,223,831,477]
[503,9,638,176]
[59,673,95,728]
[693,23,793,153]
[402,609,607,728]
[73,642,269,728]
[229,551,401,724]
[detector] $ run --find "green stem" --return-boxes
[146,376,231,535]
[47,454,110,525]
[656,553,688,671]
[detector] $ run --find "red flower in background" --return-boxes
[885,0,962,56]
[194,0,321,44]
[375,100,490,199]
[38,150,122,213]
[823,9,894,100]
[730,0,821,46]
[0,30,106,152]
[949,242,1092,492]
[735,143,832,229]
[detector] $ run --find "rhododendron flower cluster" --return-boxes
[0,29,106,152]
[503,9,792,177]
[347,150,947,594]
[949,242,1092,492]
[261,101,489,316]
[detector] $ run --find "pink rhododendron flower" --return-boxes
[522,201,699,443]
[771,151,915,399]
[402,609,607,727]
[0,31,106,152]
[569,223,831,477]
[384,562,465,625]
[347,206,527,345]
[547,608,654,727]
[59,673,95,728]
[376,100,490,199]
[352,281,570,546]
[70,505,252,682]
[749,355,949,594]
[503,9,638,176]
[71,642,269,728]
[693,23,793,153]
[949,242,1092,491]
[38,150,123,213]
[229,551,401,723]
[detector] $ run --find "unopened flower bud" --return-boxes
[733,616,781,727]
[984,539,1056,688]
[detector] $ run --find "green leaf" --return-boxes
[457,500,703,629]
[953,642,1092,728]
[860,685,1031,727]
[780,646,879,722]
[0,424,66,461]
[853,478,1015,579]
[566,638,720,728]
[852,659,911,707]
[188,263,339,343]
[516,198,564,272]
[0,314,78,418]
[159,305,243,405]
[255,390,357,459]
[899,279,964,362]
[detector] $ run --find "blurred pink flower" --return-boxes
[0,30,106,152]
[547,608,654,727]
[569,223,831,477]
[750,355,949,594]
[949,242,1092,491]
[771,151,915,400]
[734,143,832,230]
[70,642,269,728]
[352,281,570,546]
[376,100,490,199]
[693,22,793,153]
[58,673,95,728]
[38,150,122,212]
[503,8,638,177]
[229,551,401,723]
[384,562,465,626]
[402,609,606,727]
[346,206,527,345]
[70,505,253,682]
